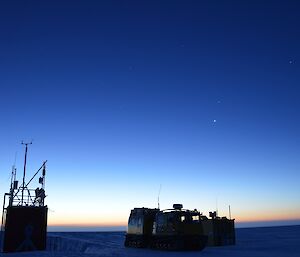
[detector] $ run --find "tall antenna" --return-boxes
[216,197,218,217]
[10,152,18,191]
[229,205,232,220]
[9,165,17,207]
[10,165,16,191]
[157,184,162,209]
[21,141,32,205]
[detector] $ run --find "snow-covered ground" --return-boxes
[1,225,299,257]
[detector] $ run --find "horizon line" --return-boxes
[47,219,300,232]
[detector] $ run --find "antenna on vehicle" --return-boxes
[157,184,162,209]
[216,197,218,217]
[21,141,32,205]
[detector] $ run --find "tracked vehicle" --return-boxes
[125,204,208,251]
[201,211,235,246]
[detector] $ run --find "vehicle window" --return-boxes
[192,215,199,221]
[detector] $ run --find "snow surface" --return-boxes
[1,225,299,257]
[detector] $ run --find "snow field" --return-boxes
[0,225,299,257]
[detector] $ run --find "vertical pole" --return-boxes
[9,166,14,207]
[42,163,46,190]
[1,195,7,232]
[229,205,231,220]
[157,184,161,209]
[216,197,218,217]
[21,142,31,205]
[42,163,46,206]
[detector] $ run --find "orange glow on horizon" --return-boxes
[48,220,127,227]
[48,214,300,228]
[47,211,128,227]
[234,209,300,223]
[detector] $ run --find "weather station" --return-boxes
[0,142,48,253]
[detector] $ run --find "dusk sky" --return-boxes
[1,1,300,229]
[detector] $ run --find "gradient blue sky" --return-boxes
[1,1,300,229]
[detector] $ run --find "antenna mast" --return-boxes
[21,141,32,205]
[157,184,162,209]
[216,197,218,217]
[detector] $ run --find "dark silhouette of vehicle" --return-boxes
[125,204,208,251]
[201,211,235,246]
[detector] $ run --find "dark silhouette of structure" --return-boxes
[1,143,48,253]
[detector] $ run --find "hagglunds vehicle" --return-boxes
[125,204,208,251]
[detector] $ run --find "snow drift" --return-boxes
[0,225,299,257]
